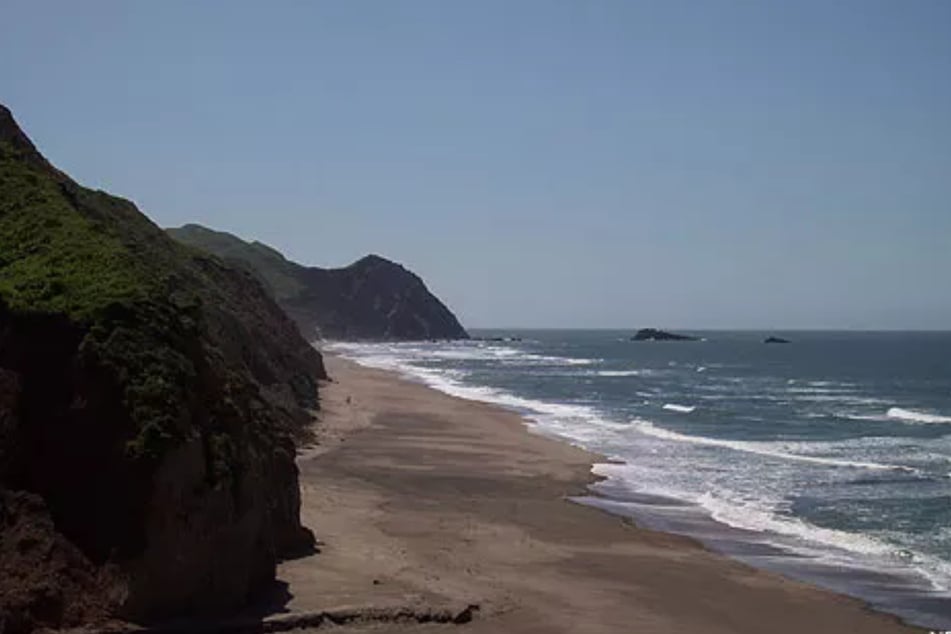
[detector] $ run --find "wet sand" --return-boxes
[270,354,919,633]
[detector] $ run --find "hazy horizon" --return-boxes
[3,1,949,330]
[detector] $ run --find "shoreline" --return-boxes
[268,354,920,633]
[321,341,951,630]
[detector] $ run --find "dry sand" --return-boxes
[268,354,919,633]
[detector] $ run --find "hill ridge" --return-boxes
[168,223,469,341]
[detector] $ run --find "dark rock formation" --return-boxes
[764,336,791,344]
[167,225,468,341]
[631,328,699,342]
[0,104,325,632]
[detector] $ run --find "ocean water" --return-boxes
[326,330,951,628]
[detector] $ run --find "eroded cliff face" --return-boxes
[167,225,469,341]
[0,105,325,632]
[0,489,115,632]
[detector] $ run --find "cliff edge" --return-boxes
[0,105,326,632]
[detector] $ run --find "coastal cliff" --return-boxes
[0,105,325,631]
[167,224,469,341]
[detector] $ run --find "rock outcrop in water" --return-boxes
[167,224,469,342]
[0,104,325,632]
[764,336,791,344]
[631,328,699,342]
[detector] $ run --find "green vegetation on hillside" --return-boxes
[0,139,321,464]
[0,142,149,318]
[0,104,324,628]
[168,224,305,300]
[0,141,195,459]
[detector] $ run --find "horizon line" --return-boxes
[465,326,951,333]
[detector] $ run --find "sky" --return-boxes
[2,1,949,330]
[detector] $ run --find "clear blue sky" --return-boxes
[3,1,949,329]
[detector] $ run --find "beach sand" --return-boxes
[267,354,919,633]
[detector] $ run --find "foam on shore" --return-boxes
[887,407,951,425]
[326,339,951,627]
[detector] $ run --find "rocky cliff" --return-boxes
[167,224,469,341]
[0,105,326,632]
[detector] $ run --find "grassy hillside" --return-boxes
[168,223,305,301]
[0,105,326,631]
[0,141,320,458]
[0,144,147,317]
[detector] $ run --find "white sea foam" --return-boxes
[819,407,951,425]
[327,341,599,368]
[836,412,891,422]
[696,492,895,556]
[702,493,951,592]
[593,463,894,562]
[592,463,951,592]
[782,436,951,471]
[326,343,622,445]
[515,353,602,366]
[327,340,951,597]
[428,346,599,366]
[662,403,696,413]
[786,386,855,395]
[629,420,917,472]
[887,407,951,425]
[791,393,890,405]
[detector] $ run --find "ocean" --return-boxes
[326,330,951,628]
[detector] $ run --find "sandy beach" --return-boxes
[265,354,920,633]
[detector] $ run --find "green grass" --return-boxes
[0,140,193,461]
[0,142,150,319]
[168,224,305,301]
[0,134,318,483]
